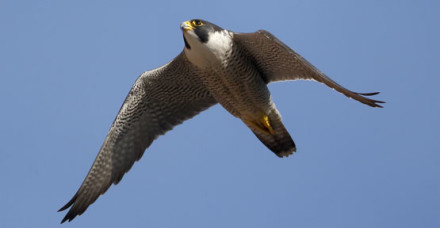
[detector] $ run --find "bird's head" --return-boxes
[180,19,224,49]
[180,19,233,68]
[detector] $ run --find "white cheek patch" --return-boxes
[184,30,233,69]
[205,31,233,61]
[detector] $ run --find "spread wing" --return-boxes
[234,30,384,107]
[59,53,217,223]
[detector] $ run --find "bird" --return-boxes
[58,19,384,223]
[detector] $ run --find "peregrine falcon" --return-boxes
[59,19,384,223]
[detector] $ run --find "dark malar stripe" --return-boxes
[183,35,191,49]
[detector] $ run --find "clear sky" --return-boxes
[1,0,439,227]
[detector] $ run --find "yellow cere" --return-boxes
[183,21,195,31]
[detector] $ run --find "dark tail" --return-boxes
[244,111,296,157]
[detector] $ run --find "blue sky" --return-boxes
[1,0,439,227]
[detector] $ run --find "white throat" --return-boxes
[184,30,233,69]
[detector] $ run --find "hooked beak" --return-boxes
[180,21,194,31]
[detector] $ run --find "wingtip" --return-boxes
[58,204,69,212]
[60,217,68,224]
[60,212,70,223]
[59,194,77,212]
[59,194,78,223]
[375,102,385,108]
[358,91,380,96]
[371,99,386,108]
[60,208,79,224]
[353,91,385,108]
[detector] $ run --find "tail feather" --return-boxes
[244,111,296,157]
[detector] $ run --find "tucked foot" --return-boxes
[243,112,296,157]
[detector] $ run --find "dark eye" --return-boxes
[192,20,203,26]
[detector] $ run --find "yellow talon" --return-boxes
[243,115,275,135]
[261,115,275,134]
